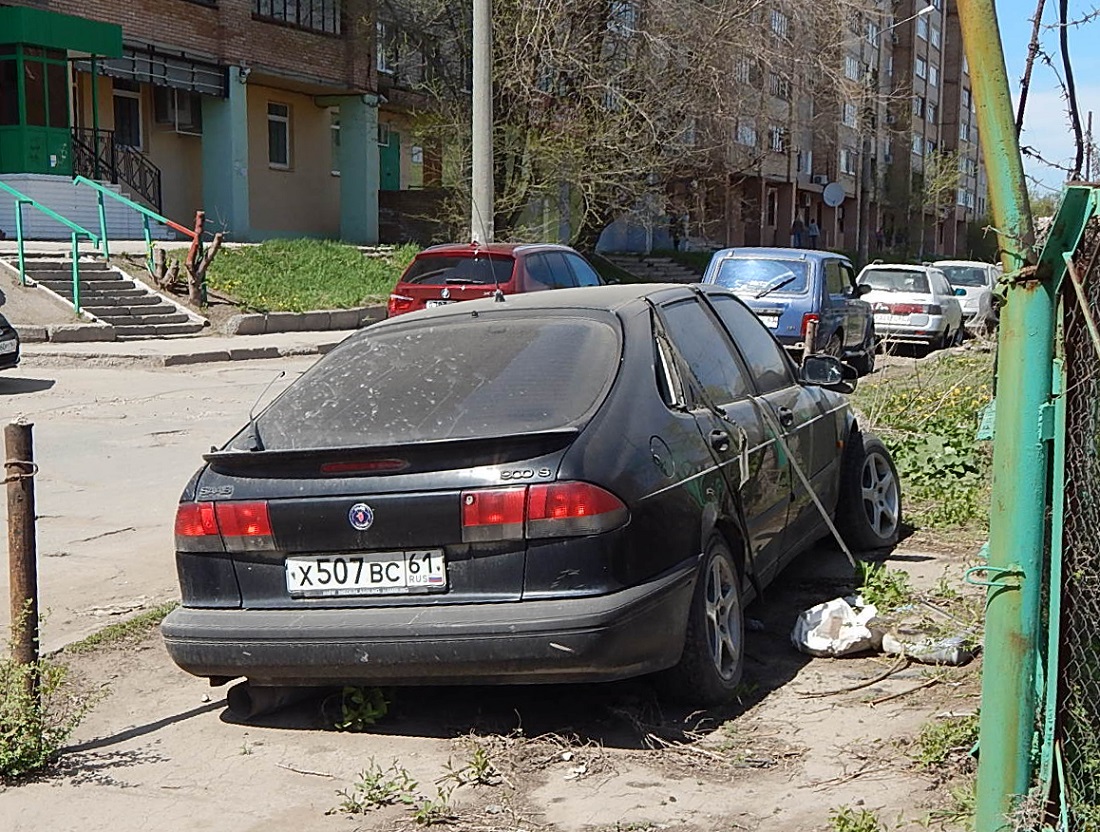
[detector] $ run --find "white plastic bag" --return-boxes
[791,598,880,657]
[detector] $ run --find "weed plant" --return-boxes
[0,656,89,779]
[828,805,884,832]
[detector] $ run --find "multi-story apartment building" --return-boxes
[0,0,431,242]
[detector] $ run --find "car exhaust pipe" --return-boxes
[226,681,318,719]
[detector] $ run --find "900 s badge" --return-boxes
[348,503,375,531]
[500,468,552,480]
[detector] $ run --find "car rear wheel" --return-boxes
[824,333,843,358]
[660,536,744,705]
[837,431,902,551]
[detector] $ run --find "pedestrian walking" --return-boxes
[807,219,820,249]
[790,217,805,248]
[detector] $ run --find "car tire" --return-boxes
[849,344,876,376]
[660,536,745,706]
[824,333,843,358]
[836,431,902,551]
[952,326,965,347]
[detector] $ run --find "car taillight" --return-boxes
[461,487,526,542]
[890,303,941,316]
[800,313,819,339]
[214,501,274,551]
[175,501,223,553]
[925,304,943,315]
[174,500,274,553]
[459,482,628,542]
[388,293,414,317]
[526,482,628,538]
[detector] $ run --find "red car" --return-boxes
[387,242,605,317]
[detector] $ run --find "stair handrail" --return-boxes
[72,176,197,273]
[0,180,102,314]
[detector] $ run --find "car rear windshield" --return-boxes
[711,258,809,296]
[250,314,622,449]
[939,265,987,287]
[859,269,930,294]
[401,254,515,286]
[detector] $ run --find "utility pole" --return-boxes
[471,0,494,243]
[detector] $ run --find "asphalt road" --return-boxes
[0,355,318,651]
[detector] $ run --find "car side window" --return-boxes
[707,294,796,394]
[658,298,751,405]
[931,272,951,298]
[524,253,554,290]
[565,253,603,287]
[824,260,846,295]
[541,252,576,288]
[839,262,858,293]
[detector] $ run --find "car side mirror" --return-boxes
[801,354,856,392]
[954,287,966,296]
[855,283,873,296]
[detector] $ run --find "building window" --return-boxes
[267,102,291,168]
[768,125,787,152]
[959,119,968,141]
[770,9,789,38]
[768,72,790,100]
[929,65,939,87]
[865,20,880,43]
[608,1,638,35]
[931,26,941,48]
[926,138,938,155]
[915,57,927,79]
[840,148,857,175]
[330,109,340,175]
[917,16,929,40]
[912,133,924,156]
[112,84,143,149]
[883,138,893,163]
[377,21,396,74]
[913,96,925,118]
[253,0,342,35]
[927,101,937,123]
[736,118,757,147]
[734,58,752,84]
[842,102,858,127]
[885,54,893,76]
[962,88,971,108]
[378,122,392,147]
[845,55,861,81]
[797,149,813,173]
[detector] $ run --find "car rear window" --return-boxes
[859,269,930,294]
[939,265,988,287]
[711,258,809,296]
[250,315,622,449]
[401,254,515,286]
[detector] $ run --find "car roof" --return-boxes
[859,263,938,273]
[932,260,995,267]
[374,283,696,327]
[709,247,848,263]
[415,242,579,257]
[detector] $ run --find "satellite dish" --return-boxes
[822,182,846,208]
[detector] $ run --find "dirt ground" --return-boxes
[3,540,982,832]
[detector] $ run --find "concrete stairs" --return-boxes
[602,255,702,284]
[19,258,206,339]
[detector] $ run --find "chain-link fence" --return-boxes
[1058,217,1100,828]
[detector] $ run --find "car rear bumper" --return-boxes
[876,317,948,344]
[162,560,697,686]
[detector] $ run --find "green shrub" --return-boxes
[0,656,88,779]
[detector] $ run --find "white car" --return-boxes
[934,259,1001,333]
[856,263,964,351]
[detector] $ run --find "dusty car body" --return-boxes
[163,285,900,706]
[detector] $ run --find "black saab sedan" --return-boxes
[162,284,900,706]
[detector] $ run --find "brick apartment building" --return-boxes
[0,0,431,242]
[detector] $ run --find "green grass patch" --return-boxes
[828,805,885,832]
[851,349,994,531]
[914,713,979,771]
[65,602,178,656]
[856,561,913,611]
[202,240,420,313]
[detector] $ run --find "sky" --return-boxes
[996,0,1100,193]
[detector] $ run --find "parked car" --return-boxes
[700,248,876,375]
[934,259,1001,333]
[387,242,605,317]
[856,262,965,351]
[163,284,901,708]
[0,312,20,370]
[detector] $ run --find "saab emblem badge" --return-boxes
[441,287,451,299]
[349,503,374,531]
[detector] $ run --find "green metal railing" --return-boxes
[72,176,196,272]
[0,181,103,314]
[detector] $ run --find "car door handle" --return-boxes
[709,429,731,453]
[776,406,795,428]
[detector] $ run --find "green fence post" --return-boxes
[70,233,81,314]
[956,0,1049,829]
[97,189,109,261]
[142,215,153,274]
[14,201,26,286]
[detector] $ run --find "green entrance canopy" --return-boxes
[0,7,122,56]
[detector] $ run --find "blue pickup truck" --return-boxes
[701,247,876,375]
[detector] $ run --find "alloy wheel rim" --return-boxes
[860,451,900,540]
[704,556,742,680]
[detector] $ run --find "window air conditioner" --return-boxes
[811,174,828,185]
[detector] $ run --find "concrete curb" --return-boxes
[225,305,385,335]
[21,338,343,369]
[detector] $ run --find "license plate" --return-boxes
[758,315,779,329]
[425,300,454,308]
[0,340,16,355]
[285,550,446,597]
[874,314,909,325]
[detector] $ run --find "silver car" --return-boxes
[934,260,1001,333]
[856,263,964,351]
